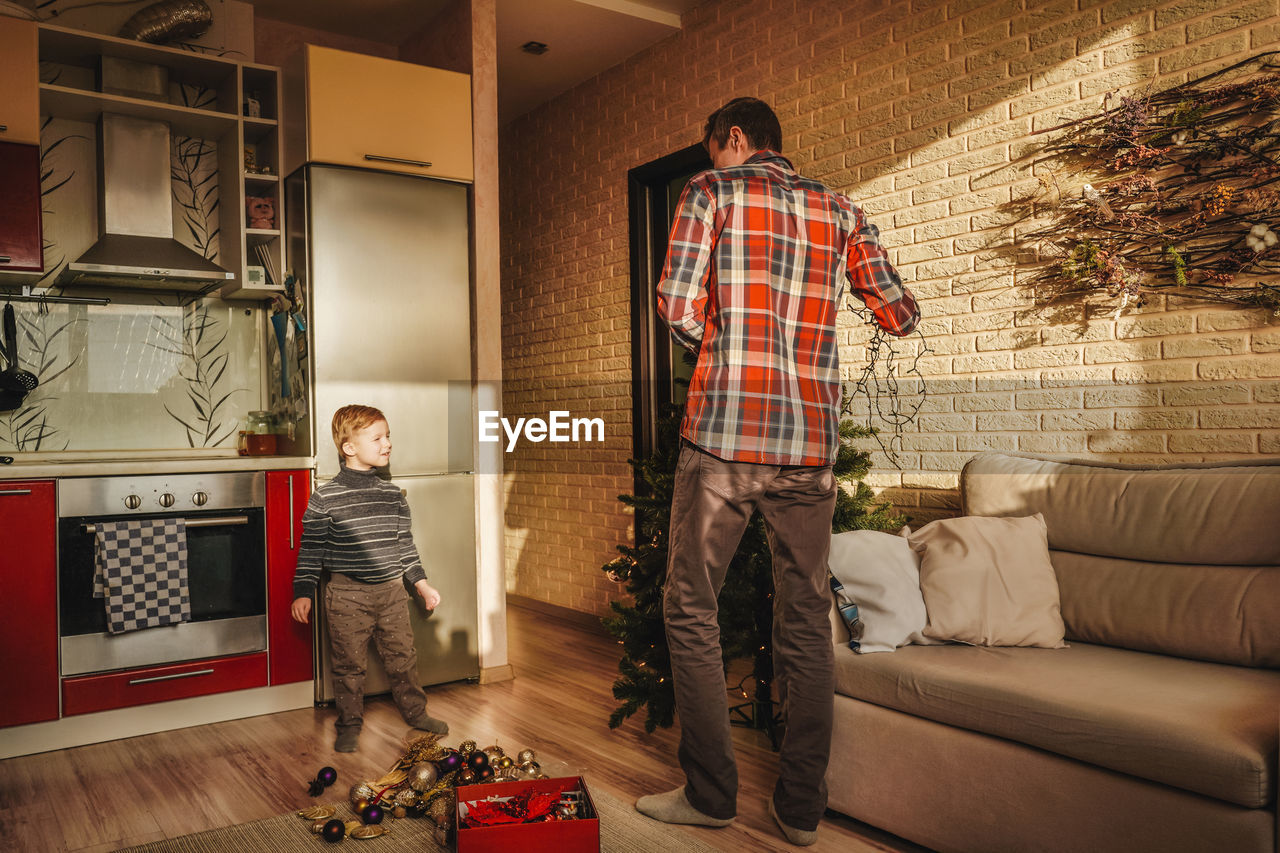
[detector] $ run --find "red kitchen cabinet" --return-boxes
[0,141,43,274]
[63,652,268,716]
[266,469,313,684]
[0,480,58,727]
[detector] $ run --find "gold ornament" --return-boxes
[349,782,375,805]
[392,805,407,819]
[457,767,476,784]
[310,819,328,833]
[297,805,337,820]
[394,788,420,808]
[497,756,515,770]
[350,824,390,839]
[482,745,504,764]
[344,819,362,834]
[458,739,477,754]
[407,762,438,792]
[516,748,536,764]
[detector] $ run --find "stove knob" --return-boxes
[158,493,176,508]
[124,494,142,510]
[192,491,209,507]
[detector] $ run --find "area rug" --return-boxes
[117,783,723,852]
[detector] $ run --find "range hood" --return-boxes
[59,113,233,291]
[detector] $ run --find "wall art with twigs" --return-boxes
[1016,52,1280,319]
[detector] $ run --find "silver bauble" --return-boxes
[407,762,439,792]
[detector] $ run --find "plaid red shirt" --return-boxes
[657,150,919,466]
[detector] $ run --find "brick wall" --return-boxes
[499,0,1280,615]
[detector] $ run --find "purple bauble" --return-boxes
[318,766,338,787]
[437,751,463,774]
[362,803,385,825]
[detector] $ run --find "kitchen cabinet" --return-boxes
[266,468,312,685]
[0,16,39,145]
[62,652,268,715]
[0,480,58,728]
[0,141,43,275]
[283,45,473,183]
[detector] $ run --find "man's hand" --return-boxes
[291,597,312,624]
[414,580,442,611]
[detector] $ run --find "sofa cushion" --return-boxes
[1053,550,1280,668]
[910,514,1066,648]
[960,451,1280,667]
[827,529,931,653]
[961,451,1280,565]
[833,641,1280,809]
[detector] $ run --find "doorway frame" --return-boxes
[626,143,710,462]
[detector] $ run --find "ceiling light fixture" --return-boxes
[521,40,549,55]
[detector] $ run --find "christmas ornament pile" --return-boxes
[296,735,548,842]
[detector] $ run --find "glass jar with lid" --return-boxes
[238,410,278,456]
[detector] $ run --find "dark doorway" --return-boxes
[627,143,710,462]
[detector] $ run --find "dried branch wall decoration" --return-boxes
[1017,52,1280,317]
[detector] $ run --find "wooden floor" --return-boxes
[0,604,926,853]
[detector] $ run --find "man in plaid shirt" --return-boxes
[636,97,919,847]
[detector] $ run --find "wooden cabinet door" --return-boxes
[306,45,474,183]
[266,469,313,685]
[0,16,39,146]
[0,480,58,727]
[0,142,43,273]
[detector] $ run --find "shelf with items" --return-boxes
[223,62,284,301]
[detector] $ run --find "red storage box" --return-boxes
[455,776,599,853]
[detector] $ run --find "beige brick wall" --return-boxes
[499,0,1280,615]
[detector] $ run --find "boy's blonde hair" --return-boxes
[332,404,387,459]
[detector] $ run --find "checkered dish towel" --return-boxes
[93,518,192,634]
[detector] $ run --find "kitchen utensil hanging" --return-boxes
[0,302,39,399]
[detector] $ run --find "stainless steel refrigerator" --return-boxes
[287,164,480,700]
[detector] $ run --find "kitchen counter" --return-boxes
[0,456,315,479]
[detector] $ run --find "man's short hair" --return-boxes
[332,404,386,455]
[703,97,783,154]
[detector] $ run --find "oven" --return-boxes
[57,472,267,677]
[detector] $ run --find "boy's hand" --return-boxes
[414,580,441,611]
[291,597,312,624]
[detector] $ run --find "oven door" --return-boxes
[58,509,268,676]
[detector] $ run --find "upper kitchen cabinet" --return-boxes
[0,16,39,145]
[0,141,43,276]
[34,24,285,299]
[0,17,43,279]
[283,45,473,183]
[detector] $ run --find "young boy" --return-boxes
[291,404,449,752]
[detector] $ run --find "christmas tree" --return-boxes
[601,407,906,734]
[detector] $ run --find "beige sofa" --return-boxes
[826,451,1280,853]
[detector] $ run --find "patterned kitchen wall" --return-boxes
[0,111,262,454]
[0,299,260,452]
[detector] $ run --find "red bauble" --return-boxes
[466,751,490,772]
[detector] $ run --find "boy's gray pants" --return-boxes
[324,572,428,734]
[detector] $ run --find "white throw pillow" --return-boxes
[827,529,932,654]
